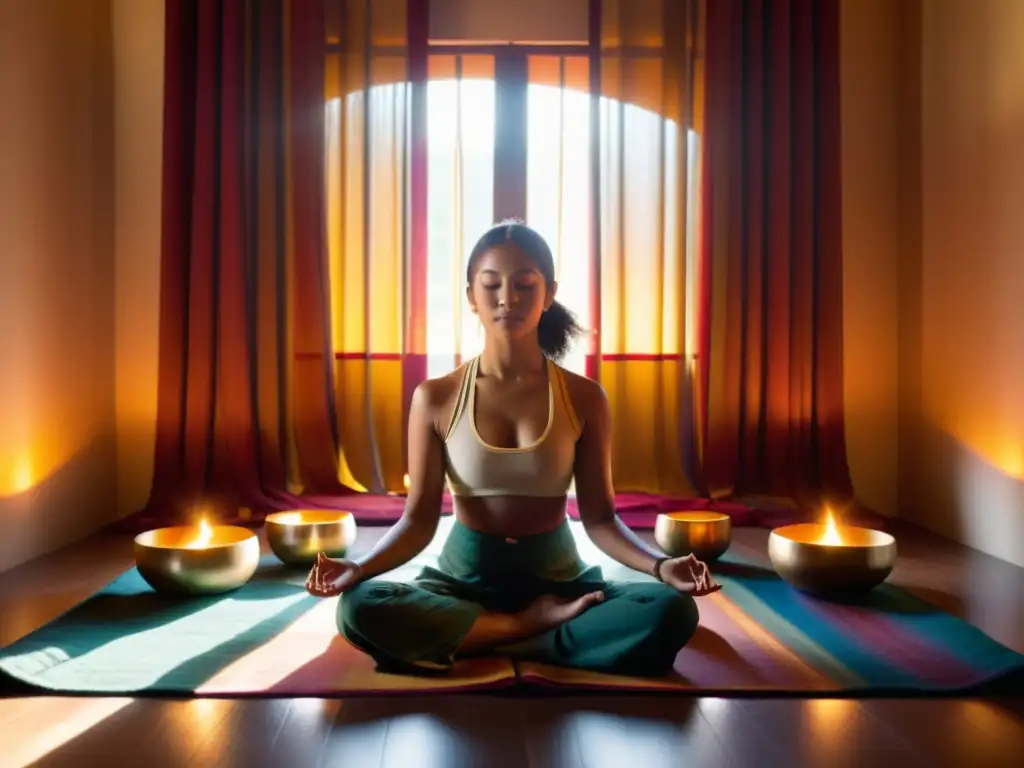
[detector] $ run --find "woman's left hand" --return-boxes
[658,554,723,597]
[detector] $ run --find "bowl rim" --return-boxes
[657,510,732,524]
[769,522,895,549]
[133,524,257,550]
[265,509,355,526]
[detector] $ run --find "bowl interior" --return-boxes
[265,510,353,526]
[771,523,894,548]
[135,525,254,550]
[660,511,731,525]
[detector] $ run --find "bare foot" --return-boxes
[520,591,605,633]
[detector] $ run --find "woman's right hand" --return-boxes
[659,553,722,597]
[305,552,362,597]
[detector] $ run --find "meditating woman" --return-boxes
[305,221,721,677]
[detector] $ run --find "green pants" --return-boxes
[337,520,699,677]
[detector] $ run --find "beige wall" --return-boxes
[0,0,116,571]
[841,0,1024,568]
[839,0,903,518]
[908,0,1024,567]
[113,0,163,518]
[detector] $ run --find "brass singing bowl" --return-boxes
[265,510,358,567]
[768,524,897,596]
[133,526,260,597]
[654,511,733,562]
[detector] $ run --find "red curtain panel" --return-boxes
[698,0,853,505]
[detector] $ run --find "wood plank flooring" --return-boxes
[1,519,1021,768]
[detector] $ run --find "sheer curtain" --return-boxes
[324,4,506,495]
[595,0,702,497]
[415,2,703,499]
[531,0,700,497]
[320,0,704,500]
[424,55,496,378]
[324,0,411,494]
[525,56,594,378]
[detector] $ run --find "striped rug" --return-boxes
[2,522,1021,696]
[519,561,1024,694]
[0,553,515,697]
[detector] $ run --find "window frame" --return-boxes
[419,0,603,378]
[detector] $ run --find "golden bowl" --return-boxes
[768,523,897,595]
[265,510,358,567]
[654,511,733,562]
[134,525,260,597]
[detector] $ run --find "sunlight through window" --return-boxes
[526,83,592,376]
[328,76,701,382]
[425,78,695,378]
[426,77,496,377]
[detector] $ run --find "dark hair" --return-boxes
[466,220,585,361]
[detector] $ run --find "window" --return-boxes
[525,78,593,376]
[425,65,598,378]
[425,75,496,378]
[320,6,706,496]
[424,53,701,379]
[325,52,703,379]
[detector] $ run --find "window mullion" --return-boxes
[493,52,528,221]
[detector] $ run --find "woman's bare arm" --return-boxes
[569,376,665,577]
[351,381,448,579]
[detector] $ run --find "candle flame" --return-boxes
[184,519,214,549]
[403,473,410,490]
[817,508,845,546]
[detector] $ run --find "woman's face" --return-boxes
[467,243,556,341]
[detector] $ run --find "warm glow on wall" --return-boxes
[2,454,35,497]
[0,436,85,499]
[932,417,1024,481]
[992,442,1024,479]
[1,323,105,499]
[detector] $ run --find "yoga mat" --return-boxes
[6,519,997,698]
[0,544,515,697]
[518,534,1024,695]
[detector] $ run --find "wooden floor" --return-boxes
[1,519,1022,768]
